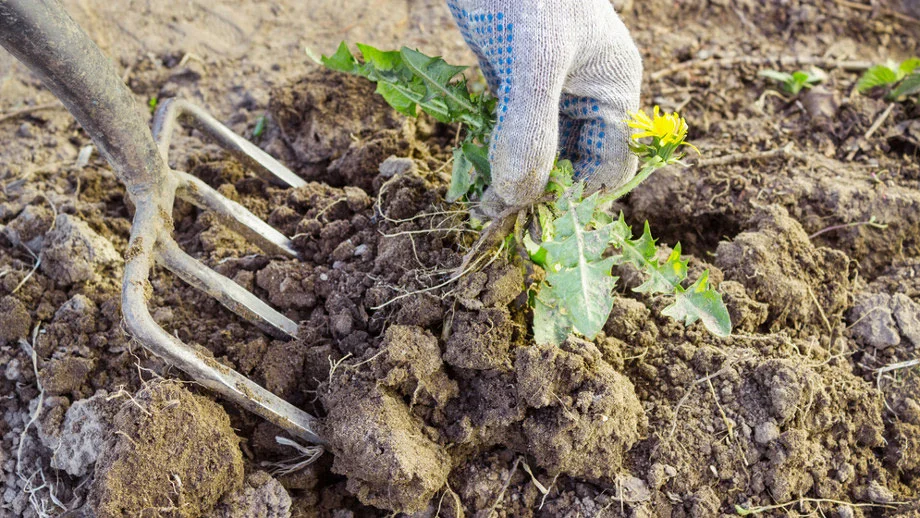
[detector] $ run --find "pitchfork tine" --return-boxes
[153,98,307,189]
[174,171,300,259]
[0,0,325,446]
[158,236,300,339]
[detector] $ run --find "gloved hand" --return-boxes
[447,0,642,212]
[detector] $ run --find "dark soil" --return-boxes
[2,0,920,517]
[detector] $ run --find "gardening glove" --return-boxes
[447,0,643,214]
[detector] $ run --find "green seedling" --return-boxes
[758,68,826,95]
[857,57,920,101]
[322,43,731,345]
[253,114,267,138]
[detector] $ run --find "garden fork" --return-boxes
[0,0,325,446]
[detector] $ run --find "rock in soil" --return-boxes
[40,214,122,285]
[208,471,291,518]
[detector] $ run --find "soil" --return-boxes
[2,0,920,517]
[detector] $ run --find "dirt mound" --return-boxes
[90,381,244,517]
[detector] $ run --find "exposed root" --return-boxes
[263,437,324,476]
[486,456,522,518]
[808,216,888,240]
[736,496,909,516]
[16,325,71,517]
[371,237,506,310]
[12,245,41,294]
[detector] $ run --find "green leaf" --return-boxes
[447,147,474,203]
[546,160,575,197]
[857,64,899,92]
[374,82,425,118]
[758,69,793,84]
[356,43,403,72]
[636,243,689,294]
[321,42,359,73]
[533,289,574,346]
[898,57,920,76]
[543,258,619,338]
[462,141,491,179]
[399,47,474,114]
[608,217,688,295]
[662,270,732,337]
[534,192,618,343]
[889,72,920,100]
[609,216,658,270]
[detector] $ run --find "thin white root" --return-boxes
[17,325,70,517]
[262,437,325,476]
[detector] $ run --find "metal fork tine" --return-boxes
[157,235,299,339]
[1,0,326,447]
[153,98,307,189]
[124,210,322,444]
[175,171,299,259]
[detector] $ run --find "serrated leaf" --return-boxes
[544,258,618,338]
[889,72,920,99]
[533,193,619,342]
[399,47,476,116]
[857,65,899,92]
[447,147,474,203]
[635,243,689,294]
[321,42,359,73]
[662,270,732,337]
[609,216,657,268]
[533,288,573,345]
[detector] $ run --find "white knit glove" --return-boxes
[447,0,642,211]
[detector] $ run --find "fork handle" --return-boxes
[0,0,165,197]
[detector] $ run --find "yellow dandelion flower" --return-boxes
[626,106,700,157]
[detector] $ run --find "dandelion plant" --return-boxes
[322,43,732,345]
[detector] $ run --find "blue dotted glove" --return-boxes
[447,0,642,211]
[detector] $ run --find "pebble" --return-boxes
[754,421,780,444]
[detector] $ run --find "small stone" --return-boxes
[343,186,371,211]
[866,480,894,503]
[16,122,33,138]
[378,156,416,178]
[848,293,899,349]
[208,471,291,518]
[50,392,118,477]
[892,294,920,347]
[332,239,356,262]
[754,421,780,444]
[40,214,121,285]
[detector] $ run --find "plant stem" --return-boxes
[599,161,662,204]
[808,218,888,239]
